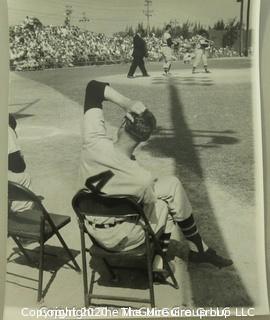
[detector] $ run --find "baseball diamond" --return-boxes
[6,57,261,310]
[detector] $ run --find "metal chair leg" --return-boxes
[88,270,96,307]
[11,236,34,265]
[145,231,155,308]
[54,229,81,272]
[80,226,89,307]
[162,256,179,289]
[37,219,45,302]
[147,225,179,289]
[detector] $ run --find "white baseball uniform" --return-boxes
[8,126,32,212]
[161,31,174,71]
[79,81,192,251]
[193,36,210,68]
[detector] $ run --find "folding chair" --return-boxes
[8,181,81,302]
[72,175,179,308]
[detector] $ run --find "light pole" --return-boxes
[237,0,244,56]
[245,0,251,56]
[79,12,90,30]
[143,0,153,36]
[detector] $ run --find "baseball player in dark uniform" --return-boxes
[79,80,233,273]
[127,32,150,78]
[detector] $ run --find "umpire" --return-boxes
[127,32,150,78]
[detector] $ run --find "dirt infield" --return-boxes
[5,58,267,316]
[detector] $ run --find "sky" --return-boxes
[7,0,254,35]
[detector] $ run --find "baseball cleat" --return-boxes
[143,74,150,77]
[189,248,233,269]
[127,75,134,79]
[205,70,211,73]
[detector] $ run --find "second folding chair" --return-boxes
[8,181,81,302]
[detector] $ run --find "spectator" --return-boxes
[9,16,240,71]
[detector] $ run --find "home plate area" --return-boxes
[97,68,250,87]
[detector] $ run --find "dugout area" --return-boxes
[5,58,266,313]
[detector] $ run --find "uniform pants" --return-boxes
[8,171,33,212]
[127,56,148,76]
[151,176,192,233]
[89,176,193,252]
[162,46,173,70]
[193,48,208,67]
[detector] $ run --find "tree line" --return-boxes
[120,18,241,47]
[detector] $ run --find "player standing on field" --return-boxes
[192,31,213,74]
[161,24,177,76]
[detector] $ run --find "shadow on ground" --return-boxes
[143,78,253,307]
[15,66,254,307]
[153,127,239,152]
[89,257,150,290]
[6,245,80,299]
[152,75,214,86]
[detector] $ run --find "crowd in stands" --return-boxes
[9,16,239,71]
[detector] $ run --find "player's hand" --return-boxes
[130,100,146,114]
[126,100,146,122]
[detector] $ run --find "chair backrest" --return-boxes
[9,181,40,203]
[72,189,143,223]
[8,181,47,215]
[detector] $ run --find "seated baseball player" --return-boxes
[79,80,233,272]
[8,114,33,213]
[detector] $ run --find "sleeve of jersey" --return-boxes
[8,127,26,173]
[8,127,20,154]
[83,108,108,144]
[84,80,110,113]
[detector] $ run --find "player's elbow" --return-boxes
[86,80,98,92]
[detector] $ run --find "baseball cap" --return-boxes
[124,109,157,142]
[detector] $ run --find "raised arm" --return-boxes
[84,79,146,125]
[104,85,145,115]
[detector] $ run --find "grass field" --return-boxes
[19,58,254,204]
[6,57,267,312]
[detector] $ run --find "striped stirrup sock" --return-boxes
[177,215,207,253]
